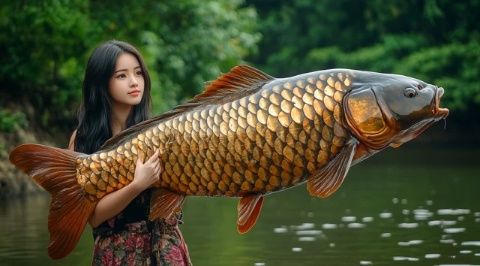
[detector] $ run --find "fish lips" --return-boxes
[433,87,449,120]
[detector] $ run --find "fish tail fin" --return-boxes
[9,144,96,259]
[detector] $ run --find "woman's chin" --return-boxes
[125,97,143,106]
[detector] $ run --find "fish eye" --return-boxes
[404,87,418,98]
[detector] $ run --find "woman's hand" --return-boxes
[131,150,162,191]
[89,150,162,227]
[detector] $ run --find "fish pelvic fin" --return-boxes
[101,65,274,150]
[237,194,264,234]
[307,140,357,198]
[9,144,95,259]
[149,189,185,221]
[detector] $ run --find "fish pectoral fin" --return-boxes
[307,140,357,198]
[149,189,185,221]
[237,194,264,234]
[389,142,402,148]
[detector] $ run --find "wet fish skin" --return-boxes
[76,70,354,200]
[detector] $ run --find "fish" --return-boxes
[9,65,449,259]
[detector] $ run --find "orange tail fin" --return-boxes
[9,144,96,259]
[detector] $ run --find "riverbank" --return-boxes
[0,129,47,199]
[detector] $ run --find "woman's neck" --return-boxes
[110,102,132,136]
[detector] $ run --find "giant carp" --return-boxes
[10,65,449,259]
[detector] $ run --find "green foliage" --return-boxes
[396,41,480,110]
[0,0,259,133]
[1,0,93,132]
[1,0,479,136]
[0,109,26,133]
[306,39,480,112]
[306,34,429,71]
[247,0,480,117]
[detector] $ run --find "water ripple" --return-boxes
[295,230,322,236]
[292,247,302,252]
[425,253,441,259]
[341,216,356,222]
[321,223,337,229]
[428,220,457,226]
[362,217,374,222]
[273,227,288,233]
[461,241,480,246]
[379,212,392,219]
[437,209,470,215]
[398,222,418,229]
[393,256,419,261]
[444,227,466,234]
[347,223,365,229]
[381,233,392,238]
[398,240,423,246]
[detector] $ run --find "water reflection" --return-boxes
[0,193,93,266]
[181,146,480,266]
[1,146,479,265]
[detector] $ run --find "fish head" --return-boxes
[343,71,449,150]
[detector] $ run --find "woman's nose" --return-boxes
[130,74,138,87]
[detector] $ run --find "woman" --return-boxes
[68,40,191,266]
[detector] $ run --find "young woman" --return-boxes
[68,40,191,265]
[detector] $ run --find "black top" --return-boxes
[92,188,152,238]
[120,188,152,223]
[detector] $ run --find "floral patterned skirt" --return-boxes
[92,219,191,266]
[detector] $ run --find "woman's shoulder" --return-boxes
[68,129,77,151]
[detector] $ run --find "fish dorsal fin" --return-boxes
[198,64,274,102]
[307,140,357,198]
[101,65,274,150]
[237,194,264,234]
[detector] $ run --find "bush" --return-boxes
[0,110,26,133]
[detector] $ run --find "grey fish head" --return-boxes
[343,70,449,150]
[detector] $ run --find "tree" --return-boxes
[245,0,480,116]
[0,0,260,136]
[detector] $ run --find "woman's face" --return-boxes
[108,52,145,107]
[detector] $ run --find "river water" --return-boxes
[1,142,479,265]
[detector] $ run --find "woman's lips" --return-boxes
[128,90,141,96]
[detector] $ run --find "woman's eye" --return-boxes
[404,87,418,98]
[136,70,143,76]
[116,74,126,79]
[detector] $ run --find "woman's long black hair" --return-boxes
[74,40,151,154]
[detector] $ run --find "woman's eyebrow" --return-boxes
[114,66,141,73]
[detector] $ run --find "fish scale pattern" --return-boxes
[76,71,354,201]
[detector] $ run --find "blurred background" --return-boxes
[1,1,479,265]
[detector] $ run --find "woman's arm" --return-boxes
[89,150,161,227]
[68,131,161,228]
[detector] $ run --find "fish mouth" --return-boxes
[434,87,449,119]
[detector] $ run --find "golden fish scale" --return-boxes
[76,72,353,200]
